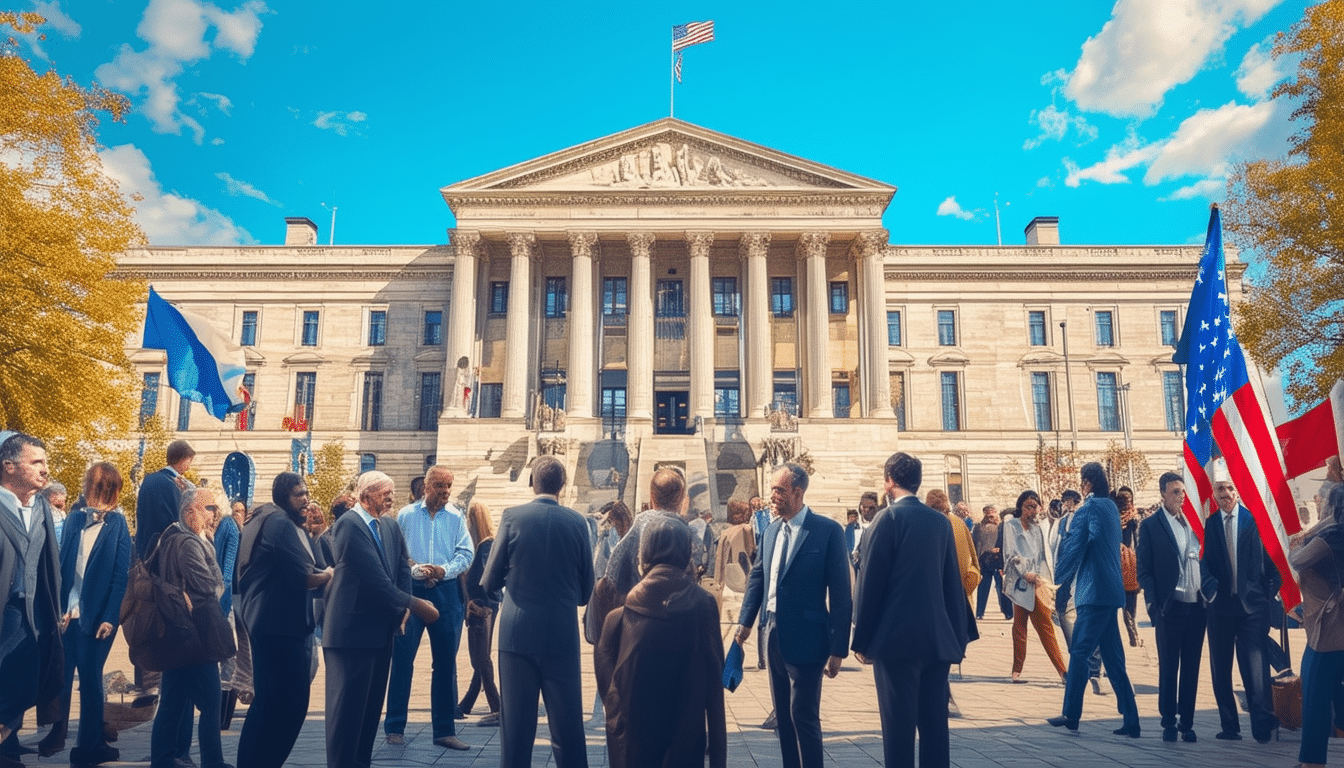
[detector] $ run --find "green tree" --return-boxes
[1226,1,1344,405]
[0,13,147,483]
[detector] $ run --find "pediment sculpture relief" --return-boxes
[586,142,775,188]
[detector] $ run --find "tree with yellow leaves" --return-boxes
[0,12,146,489]
[1226,1,1344,406]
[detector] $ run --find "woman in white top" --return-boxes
[1002,489,1068,683]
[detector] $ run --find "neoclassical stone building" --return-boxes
[117,119,1224,518]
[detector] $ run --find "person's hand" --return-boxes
[409,596,440,625]
[735,625,752,645]
[1025,572,1038,586]
[58,612,71,633]
[823,655,843,678]
[400,609,411,635]
[855,651,872,665]
[96,622,114,639]
[432,564,447,581]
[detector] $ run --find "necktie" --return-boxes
[776,523,792,590]
[369,518,385,559]
[1225,513,1237,593]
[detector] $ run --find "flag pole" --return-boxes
[669,28,675,118]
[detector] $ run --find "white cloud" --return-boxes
[1160,178,1226,201]
[1063,135,1162,186]
[211,137,225,146]
[194,92,233,116]
[936,196,976,221]
[99,144,255,245]
[95,0,267,142]
[1024,104,1099,150]
[31,0,81,37]
[1063,0,1282,117]
[216,171,279,205]
[1235,38,1292,100]
[312,110,367,136]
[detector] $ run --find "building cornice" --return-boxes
[111,268,452,282]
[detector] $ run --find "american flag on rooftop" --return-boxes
[672,21,715,51]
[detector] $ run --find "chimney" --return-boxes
[1024,216,1060,246]
[285,217,318,246]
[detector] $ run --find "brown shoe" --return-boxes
[434,736,470,751]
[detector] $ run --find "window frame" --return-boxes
[655,279,685,317]
[1030,371,1053,431]
[293,371,317,428]
[1163,370,1184,432]
[1096,371,1121,432]
[602,276,628,317]
[1027,310,1048,347]
[940,370,962,431]
[544,277,568,318]
[489,282,509,315]
[712,276,740,317]
[423,310,443,346]
[240,310,258,347]
[770,277,795,318]
[937,309,957,347]
[828,281,849,315]
[887,310,903,346]
[367,309,387,347]
[300,310,320,347]
[1159,309,1179,347]
[419,371,443,431]
[1094,309,1116,347]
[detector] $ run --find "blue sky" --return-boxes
[15,0,1309,248]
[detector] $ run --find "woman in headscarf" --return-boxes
[594,515,726,768]
[1289,483,1344,768]
[234,472,333,768]
[1002,489,1068,683]
[459,500,503,726]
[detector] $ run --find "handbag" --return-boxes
[1120,544,1139,592]
[583,576,623,645]
[119,532,233,671]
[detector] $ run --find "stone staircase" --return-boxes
[631,435,712,517]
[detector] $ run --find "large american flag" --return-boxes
[1173,206,1302,609]
[672,21,715,51]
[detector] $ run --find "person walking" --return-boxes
[973,506,1008,620]
[1289,483,1344,768]
[458,500,503,727]
[1002,490,1067,684]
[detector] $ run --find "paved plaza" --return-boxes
[12,604,1335,768]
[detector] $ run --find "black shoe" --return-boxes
[36,734,63,757]
[1162,727,1178,742]
[70,744,119,766]
[1112,724,1141,738]
[101,724,117,744]
[760,712,777,730]
[1180,728,1197,742]
[1047,716,1079,731]
[1214,731,1241,740]
[1253,732,1272,744]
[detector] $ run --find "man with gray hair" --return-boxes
[323,472,438,768]
[38,483,67,546]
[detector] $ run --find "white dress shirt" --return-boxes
[766,507,808,615]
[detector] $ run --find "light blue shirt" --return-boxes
[397,500,474,581]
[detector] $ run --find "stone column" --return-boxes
[856,230,894,418]
[687,232,716,420]
[446,229,479,417]
[799,232,832,418]
[566,232,597,420]
[741,233,773,418]
[627,232,656,421]
[502,232,535,419]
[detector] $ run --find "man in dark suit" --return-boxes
[323,472,438,768]
[1199,460,1281,743]
[736,463,852,768]
[851,452,968,768]
[1137,472,1207,742]
[480,455,594,768]
[134,440,195,562]
[0,433,63,768]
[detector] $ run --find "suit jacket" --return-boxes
[58,508,133,634]
[1054,495,1124,609]
[739,506,852,665]
[0,491,64,724]
[237,504,321,638]
[1136,509,1202,617]
[134,467,183,561]
[1199,504,1282,616]
[851,496,968,665]
[321,510,414,649]
[480,496,594,658]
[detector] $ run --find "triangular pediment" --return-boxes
[442,118,895,197]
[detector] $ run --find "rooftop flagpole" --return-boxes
[670,26,675,118]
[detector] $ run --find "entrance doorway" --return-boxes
[654,391,692,434]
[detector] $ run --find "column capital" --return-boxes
[686,231,716,257]
[852,229,889,259]
[506,231,537,260]
[795,231,831,261]
[738,231,772,258]
[567,231,599,257]
[626,231,656,256]
[450,229,481,255]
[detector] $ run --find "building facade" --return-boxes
[117,119,1227,519]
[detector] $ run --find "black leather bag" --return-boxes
[119,535,234,671]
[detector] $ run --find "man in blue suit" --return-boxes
[1137,472,1207,742]
[737,463,852,768]
[1049,462,1139,736]
[852,452,968,768]
[1199,460,1281,743]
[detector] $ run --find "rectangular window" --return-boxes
[140,372,160,423]
[478,383,503,418]
[423,310,443,345]
[545,277,567,318]
[1097,372,1121,431]
[541,368,566,411]
[489,282,508,315]
[1160,310,1178,346]
[367,310,387,346]
[656,280,685,317]
[891,372,906,431]
[240,311,258,346]
[712,277,739,317]
[829,282,849,314]
[937,310,957,346]
[770,277,794,318]
[240,372,256,431]
[602,277,628,316]
[600,387,627,419]
[301,311,319,346]
[176,394,191,432]
[887,311,902,346]
[1028,311,1047,346]
[714,387,740,417]
[1095,310,1115,347]
[1163,370,1185,431]
[360,453,377,473]
[1031,372,1053,431]
[361,373,383,431]
[832,383,852,419]
[941,371,961,431]
[419,372,443,431]
[773,373,798,417]
[294,372,316,428]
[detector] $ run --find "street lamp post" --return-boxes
[1060,320,1078,453]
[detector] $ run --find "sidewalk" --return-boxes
[11,606,1332,767]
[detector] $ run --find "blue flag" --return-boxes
[142,286,247,420]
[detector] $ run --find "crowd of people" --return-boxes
[0,428,1341,768]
